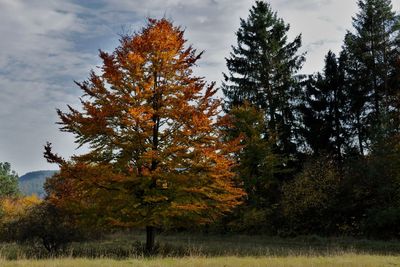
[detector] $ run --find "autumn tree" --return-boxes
[44,18,244,251]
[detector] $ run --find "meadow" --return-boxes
[0,232,400,266]
[1,255,400,267]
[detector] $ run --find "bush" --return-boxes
[1,201,86,253]
[282,156,341,235]
[0,195,41,240]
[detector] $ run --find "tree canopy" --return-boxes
[44,18,244,251]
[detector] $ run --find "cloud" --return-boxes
[0,0,96,174]
[0,0,258,174]
[1,0,395,174]
[275,0,334,10]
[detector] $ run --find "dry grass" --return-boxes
[1,232,400,266]
[0,254,399,267]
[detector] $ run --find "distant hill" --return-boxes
[19,170,58,197]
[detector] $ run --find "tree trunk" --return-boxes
[357,115,364,156]
[146,226,155,252]
[146,71,158,253]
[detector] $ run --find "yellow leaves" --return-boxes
[0,195,42,223]
[1,195,41,214]
[127,52,144,65]
[23,194,42,205]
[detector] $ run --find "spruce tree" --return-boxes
[222,0,304,156]
[343,0,400,153]
[299,51,347,160]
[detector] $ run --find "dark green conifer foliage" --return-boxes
[343,0,400,153]
[222,0,304,156]
[299,51,347,160]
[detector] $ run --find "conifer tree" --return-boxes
[222,0,304,156]
[299,51,347,160]
[0,162,19,198]
[343,0,400,153]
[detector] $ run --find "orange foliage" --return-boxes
[45,18,245,229]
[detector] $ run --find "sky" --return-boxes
[0,0,399,176]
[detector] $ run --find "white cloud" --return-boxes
[0,0,399,174]
[0,0,95,174]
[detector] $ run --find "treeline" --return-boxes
[1,0,400,254]
[220,0,400,238]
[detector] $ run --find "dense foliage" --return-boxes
[0,196,86,253]
[221,0,400,238]
[44,18,244,250]
[4,0,398,248]
[222,1,304,158]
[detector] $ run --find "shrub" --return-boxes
[0,195,41,239]
[1,200,86,253]
[282,156,341,235]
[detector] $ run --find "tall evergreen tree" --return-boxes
[222,0,305,156]
[343,0,400,153]
[299,51,347,160]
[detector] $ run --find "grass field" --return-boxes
[1,232,399,266]
[0,255,400,267]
